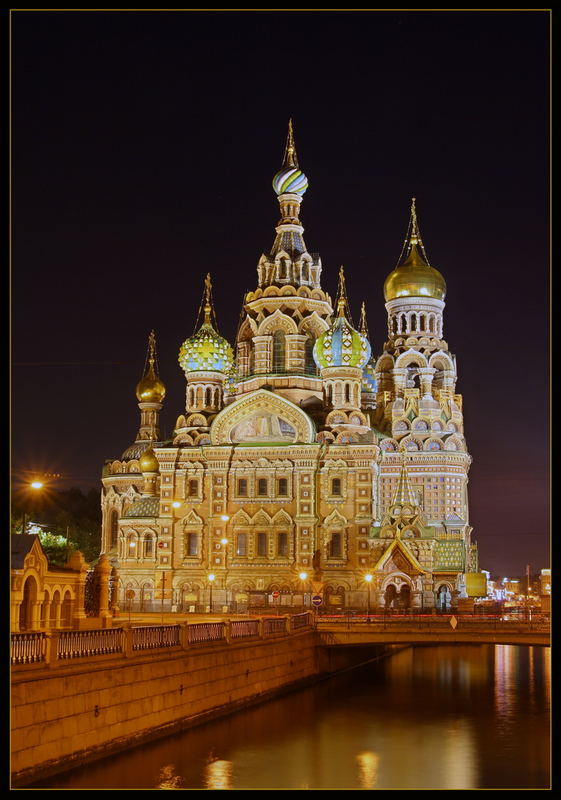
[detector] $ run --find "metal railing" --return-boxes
[230,619,260,639]
[263,617,287,636]
[132,625,181,650]
[292,612,313,630]
[10,632,46,665]
[316,613,550,632]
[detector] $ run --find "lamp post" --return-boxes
[21,480,44,534]
[299,571,308,610]
[364,573,373,620]
[208,573,216,613]
[220,514,230,611]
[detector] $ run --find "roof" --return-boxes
[124,496,160,519]
[11,533,41,569]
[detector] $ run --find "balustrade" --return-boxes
[132,625,181,650]
[230,619,260,639]
[187,622,226,645]
[57,629,123,659]
[10,632,46,664]
[263,617,287,636]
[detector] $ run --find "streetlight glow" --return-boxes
[220,514,230,522]
[299,572,308,581]
[172,501,181,508]
[365,573,373,583]
[30,481,44,490]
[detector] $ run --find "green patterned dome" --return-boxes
[179,323,234,374]
[313,315,371,370]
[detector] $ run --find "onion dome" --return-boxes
[384,199,446,302]
[272,119,308,196]
[139,446,159,473]
[179,274,234,374]
[313,267,371,369]
[362,358,378,392]
[136,331,166,402]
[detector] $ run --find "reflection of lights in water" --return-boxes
[356,751,379,788]
[204,759,233,790]
[442,720,476,789]
[156,764,184,789]
[494,645,517,720]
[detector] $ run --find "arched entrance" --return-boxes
[384,579,412,611]
[19,576,38,631]
[436,584,451,612]
[384,584,398,610]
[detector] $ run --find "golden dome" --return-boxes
[384,241,446,302]
[135,372,166,403]
[139,447,159,473]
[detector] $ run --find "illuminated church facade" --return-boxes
[101,123,478,613]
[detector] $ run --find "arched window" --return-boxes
[186,532,198,556]
[331,478,342,496]
[237,478,248,497]
[278,478,288,497]
[236,533,247,557]
[257,532,268,556]
[205,387,212,407]
[277,532,288,557]
[188,479,199,497]
[305,336,316,375]
[345,383,350,403]
[329,532,342,558]
[127,536,137,558]
[144,536,154,558]
[110,510,118,548]
[257,478,268,496]
[272,331,286,373]
[301,262,309,281]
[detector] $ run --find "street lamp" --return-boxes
[221,537,229,610]
[299,571,308,609]
[208,573,216,613]
[364,573,373,620]
[21,480,44,535]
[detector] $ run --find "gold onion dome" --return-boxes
[136,331,166,402]
[139,447,159,473]
[384,199,446,302]
[178,274,234,374]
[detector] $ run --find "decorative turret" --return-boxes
[139,446,159,496]
[314,269,371,431]
[359,302,377,410]
[178,274,234,413]
[121,331,165,461]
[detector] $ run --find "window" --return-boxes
[305,337,317,375]
[236,533,247,556]
[329,532,342,558]
[187,532,198,556]
[257,532,268,557]
[272,331,286,373]
[237,478,248,497]
[331,478,342,496]
[257,478,268,496]
[110,510,118,548]
[278,478,288,496]
[144,537,154,558]
[188,479,199,497]
[277,532,288,557]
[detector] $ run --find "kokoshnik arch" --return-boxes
[100,121,479,613]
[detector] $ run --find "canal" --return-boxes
[29,644,550,789]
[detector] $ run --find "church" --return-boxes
[100,122,478,613]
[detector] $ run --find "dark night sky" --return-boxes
[11,10,550,577]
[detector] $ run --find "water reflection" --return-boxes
[28,645,550,790]
[204,757,233,790]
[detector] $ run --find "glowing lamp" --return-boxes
[172,501,181,508]
[299,572,308,581]
[365,573,373,583]
[31,481,44,489]
[208,573,216,582]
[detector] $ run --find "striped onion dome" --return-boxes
[272,165,308,196]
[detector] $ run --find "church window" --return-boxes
[277,532,288,557]
[127,536,137,558]
[186,532,198,556]
[329,532,342,558]
[257,478,268,496]
[272,331,286,373]
[237,478,248,496]
[205,387,212,407]
[345,383,350,403]
[110,510,118,548]
[236,533,247,556]
[144,536,154,558]
[305,336,317,375]
[257,532,268,556]
[278,478,288,496]
[188,479,199,497]
[331,478,342,496]
[301,262,309,281]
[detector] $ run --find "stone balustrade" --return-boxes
[11,612,314,668]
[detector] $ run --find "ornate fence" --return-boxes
[11,612,315,668]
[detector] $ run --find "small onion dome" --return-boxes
[272,166,308,196]
[178,323,234,374]
[362,358,378,392]
[384,241,446,302]
[139,447,159,473]
[135,372,166,403]
[313,315,371,370]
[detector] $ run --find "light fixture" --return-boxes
[299,571,308,581]
[30,481,44,490]
[365,573,373,583]
[172,501,181,508]
[208,573,216,582]
[220,514,230,522]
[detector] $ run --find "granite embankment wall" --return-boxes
[12,616,395,786]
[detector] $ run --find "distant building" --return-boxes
[540,569,551,595]
[100,123,478,613]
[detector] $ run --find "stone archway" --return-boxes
[19,575,38,631]
[384,584,398,610]
[436,584,452,612]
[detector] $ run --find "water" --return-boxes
[29,645,550,789]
